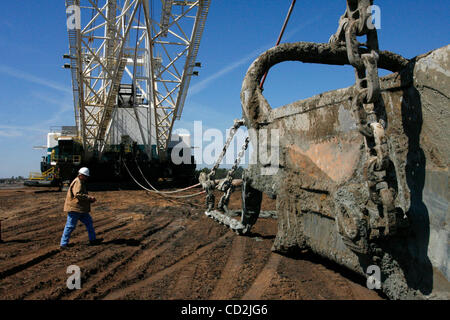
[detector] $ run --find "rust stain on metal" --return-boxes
[301,137,362,184]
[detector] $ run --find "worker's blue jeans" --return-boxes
[60,211,96,246]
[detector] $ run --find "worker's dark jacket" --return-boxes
[64,177,91,213]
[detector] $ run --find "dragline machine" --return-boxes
[26,0,210,186]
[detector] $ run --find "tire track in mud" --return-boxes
[1,243,129,299]
[70,220,184,299]
[7,215,121,255]
[297,258,373,300]
[104,232,234,300]
[0,188,383,300]
[0,190,158,289]
[0,249,60,280]
[237,219,281,300]
[0,208,160,294]
[2,205,62,232]
[4,221,65,243]
[2,211,110,242]
[242,253,282,299]
[169,261,199,299]
[11,217,177,299]
[95,224,204,299]
[313,263,356,299]
[22,249,129,300]
[7,215,123,253]
[6,200,63,218]
[209,235,246,299]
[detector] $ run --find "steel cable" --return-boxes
[134,160,200,193]
[123,161,204,198]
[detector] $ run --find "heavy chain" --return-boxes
[197,119,252,235]
[208,119,245,180]
[331,0,400,243]
[199,118,246,212]
[217,136,250,212]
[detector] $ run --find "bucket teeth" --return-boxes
[205,210,250,235]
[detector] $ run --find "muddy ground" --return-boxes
[0,185,382,300]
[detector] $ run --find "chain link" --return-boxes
[198,118,248,213]
[208,119,245,180]
[331,0,400,243]
[204,1,402,240]
[217,136,250,212]
[198,120,250,234]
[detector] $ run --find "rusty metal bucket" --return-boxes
[241,42,449,299]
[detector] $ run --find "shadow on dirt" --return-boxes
[103,238,141,247]
[246,232,276,240]
[282,249,387,299]
[0,239,32,244]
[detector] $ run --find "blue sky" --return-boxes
[0,0,448,178]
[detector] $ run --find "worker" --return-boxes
[60,167,102,249]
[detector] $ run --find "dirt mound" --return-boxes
[0,187,381,300]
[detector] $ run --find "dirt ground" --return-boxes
[0,185,382,300]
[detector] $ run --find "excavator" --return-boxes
[26,0,210,186]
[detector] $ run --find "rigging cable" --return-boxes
[134,160,200,193]
[123,161,205,198]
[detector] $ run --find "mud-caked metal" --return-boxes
[329,0,405,258]
[240,24,450,301]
